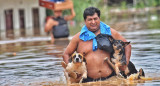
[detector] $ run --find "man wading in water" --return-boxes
[45,7,75,43]
[63,7,131,83]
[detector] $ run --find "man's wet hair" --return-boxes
[83,7,100,20]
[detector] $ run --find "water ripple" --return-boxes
[0,29,160,85]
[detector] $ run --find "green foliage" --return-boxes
[135,0,160,8]
[148,20,160,29]
[120,1,127,10]
[151,0,160,6]
[69,26,81,35]
[46,9,53,16]
[135,0,145,8]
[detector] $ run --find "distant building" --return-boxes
[0,0,46,39]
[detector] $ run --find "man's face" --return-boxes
[85,13,100,32]
[54,10,62,17]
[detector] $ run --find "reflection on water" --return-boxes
[0,29,160,86]
[0,38,69,86]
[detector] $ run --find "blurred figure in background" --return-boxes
[45,7,75,43]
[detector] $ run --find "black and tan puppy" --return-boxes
[61,52,87,84]
[105,36,145,79]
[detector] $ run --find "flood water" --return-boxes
[0,29,160,86]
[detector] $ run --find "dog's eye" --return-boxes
[73,55,76,58]
[121,42,125,45]
[78,55,82,58]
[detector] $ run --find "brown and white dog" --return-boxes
[61,52,87,84]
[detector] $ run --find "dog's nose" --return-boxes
[117,45,122,49]
[76,58,79,62]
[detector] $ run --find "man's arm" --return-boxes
[64,7,76,21]
[44,18,59,32]
[111,28,132,70]
[62,33,80,64]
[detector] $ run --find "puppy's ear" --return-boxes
[139,68,145,77]
[68,57,72,63]
[108,35,114,43]
[61,61,67,68]
[83,57,87,64]
[124,41,130,47]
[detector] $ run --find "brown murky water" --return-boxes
[0,29,160,86]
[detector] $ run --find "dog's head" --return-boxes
[109,36,130,65]
[112,40,130,51]
[69,52,86,64]
[108,37,130,51]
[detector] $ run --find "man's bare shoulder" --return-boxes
[110,28,121,38]
[111,28,127,42]
[110,28,118,35]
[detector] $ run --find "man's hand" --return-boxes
[45,18,59,32]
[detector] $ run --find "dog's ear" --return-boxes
[83,57,87,64]
[108,35,114,43]
[139,68,145,77]
[124,41,130,47]
[61,61,67,68]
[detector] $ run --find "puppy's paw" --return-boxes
[127,73,139,80]
[104,57,109,61]
[82,75,87,79]
[69,72,77,79]
[117,73,124,78]
[61,61,67,68]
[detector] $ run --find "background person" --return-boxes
[45,7,75,43]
